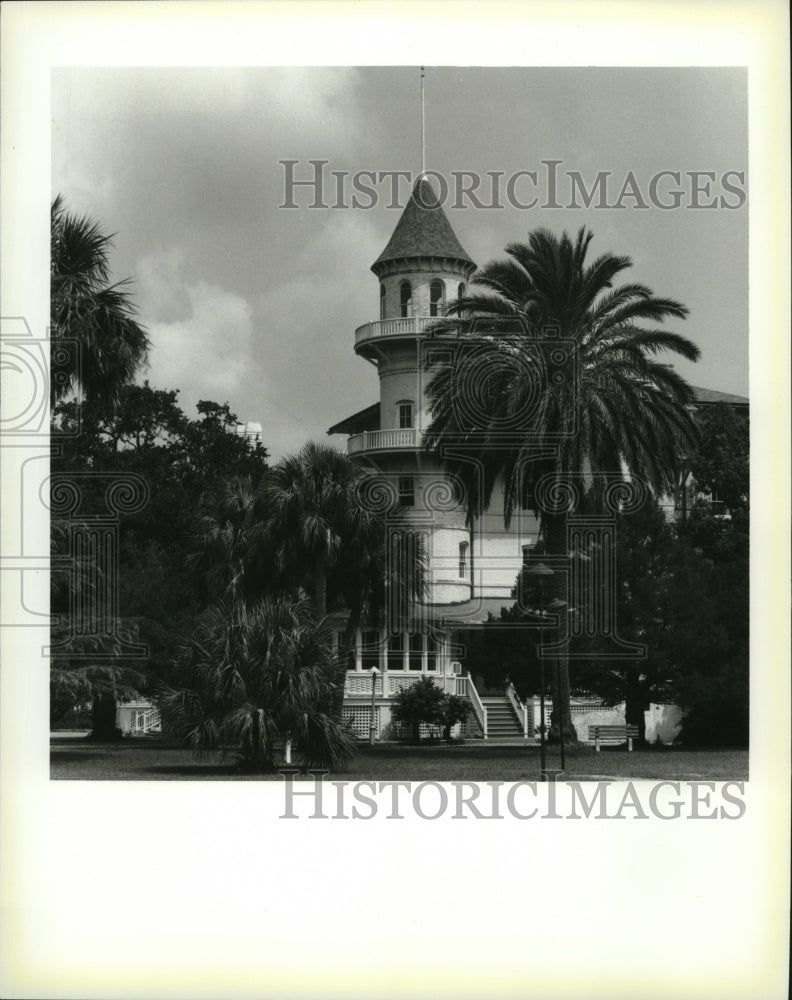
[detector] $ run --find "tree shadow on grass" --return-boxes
[50,751,105,763]
[356,745,540,761]
[139,764,271,778]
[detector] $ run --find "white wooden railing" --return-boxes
[505,682,529,738]
[130,708,161,734]
[347,428,420,454]
[355,316,438,345]
[465,680,488,739]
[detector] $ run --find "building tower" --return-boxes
[330,177,477,603]
[328,176,541,740]
[330,175,540,607]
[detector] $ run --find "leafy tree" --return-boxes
[392,676,446,741]
[439,693,472,742]
[424,227,700,741]
[391,678,471,742]
[50,384,269,735]
[462,603,545,701]
[674,502,748,745]
[568,497,723,743]
[684,403,749,521]
[51,195,149,412]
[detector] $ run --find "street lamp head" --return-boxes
[370,666,379,674]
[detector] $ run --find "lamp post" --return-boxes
[369,666,379,745]
[524,561,554,781]
[547,598,568,772]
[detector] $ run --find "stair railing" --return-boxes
[465,678,488,739]
[505,682,529,738]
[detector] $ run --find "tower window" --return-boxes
[398,476,415,507]
[399,282,412,318]
[380,284,386,320]
[398,401,414,429]
[458,282,466,300]
[430,280,445,317]
[459,541,469,578]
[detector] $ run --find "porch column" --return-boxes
[422,632,429,673]
[355,629,363,672]
[379,627,387,697]
[402,631,409,672]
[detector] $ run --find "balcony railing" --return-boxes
[355,316,439,346]
[347,427,420,454]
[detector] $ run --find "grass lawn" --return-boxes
[50,735,748,782]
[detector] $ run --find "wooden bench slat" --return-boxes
[588,724,638,750]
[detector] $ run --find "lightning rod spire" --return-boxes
[420,66,426,176]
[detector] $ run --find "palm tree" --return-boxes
[51,195,149,412]
[424,227,701,741]
[159,595,356,771]
[257,442,427,715]
[258,443,363,619]
[189,476,271,605]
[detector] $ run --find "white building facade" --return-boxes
[329,178,541,741]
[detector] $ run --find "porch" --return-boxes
[337,623,538,742]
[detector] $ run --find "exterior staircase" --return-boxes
[481,695,526,741]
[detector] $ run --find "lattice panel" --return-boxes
[345,674,382,696]
[390,720,443,740]
[343,706,379,739]
[462,713,484,738]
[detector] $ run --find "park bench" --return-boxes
[589,724,639,751]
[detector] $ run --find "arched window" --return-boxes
[397,400,414,429]
[458,541,469,578]
[380,283,386,320]
[399,282,412,318]
[458,282,466,300]
[429,280,445,317]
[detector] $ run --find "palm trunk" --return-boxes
[249,708,276,771]
[624,671,647,745]
[543,511,577,743]
[89,690,122,740]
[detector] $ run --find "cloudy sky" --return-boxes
[52,66,748,460]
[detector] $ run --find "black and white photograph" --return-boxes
[1,4,789,999]
[46,63,753,771]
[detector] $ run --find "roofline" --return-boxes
[327,402,380,436]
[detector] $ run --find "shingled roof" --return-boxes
[372,176,475,272]
[691,386,749,407]
[327,402,380,436]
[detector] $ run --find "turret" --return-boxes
[371,176,476,321]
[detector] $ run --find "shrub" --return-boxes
[440,694,471,741]
[392,677,471,742]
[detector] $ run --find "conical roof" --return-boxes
[372,176,475,272]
